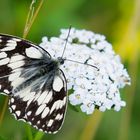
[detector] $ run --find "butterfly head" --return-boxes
[57,57,65,65]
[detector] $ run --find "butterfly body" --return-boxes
[0,34,67,134]
[13,58,61,93]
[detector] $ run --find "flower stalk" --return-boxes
[80,110,103,140]
[23,0,44,39]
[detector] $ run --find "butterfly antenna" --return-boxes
[60,26,99,71]
[65,58,99,71]
[61,25,72,58]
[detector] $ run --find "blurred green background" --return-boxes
[0,0,139,140]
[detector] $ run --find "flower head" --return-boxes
[40,28,131,114]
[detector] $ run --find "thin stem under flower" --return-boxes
[23,0,44,38]
[80,110,103,140]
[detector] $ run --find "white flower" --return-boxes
[69,89,86,105]
[80,99,95,114]
[40,28,131,115]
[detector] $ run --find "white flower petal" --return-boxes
[39,28,131,115]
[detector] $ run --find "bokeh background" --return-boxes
[0,0,139,140]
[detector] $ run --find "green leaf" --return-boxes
[0,135,8,140]
[68,103,79,112]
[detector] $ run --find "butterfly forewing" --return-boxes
[0,34,67,134]
[0,34,51,94]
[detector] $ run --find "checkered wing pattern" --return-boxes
[0,34,67,134]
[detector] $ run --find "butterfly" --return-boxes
[0,34,67,134]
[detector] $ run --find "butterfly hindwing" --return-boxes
[9,96,28,121]
[9,70,67,133]
[0,34,51,95]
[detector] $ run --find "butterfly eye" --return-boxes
[57,57,65,65]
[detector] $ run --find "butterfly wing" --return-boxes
[0,34,67,133]
[9,69,67,134]
[0,34,51,95]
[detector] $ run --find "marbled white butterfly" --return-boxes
[0,34,67,134]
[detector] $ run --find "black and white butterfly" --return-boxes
[0,34,67,134]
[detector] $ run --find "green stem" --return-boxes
[23,0,44,39]
[34,131,44,140]
[26,125,34,140]
[0,97,8,126]
[80,110,103,140]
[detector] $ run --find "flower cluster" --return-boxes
[40,28,131,114]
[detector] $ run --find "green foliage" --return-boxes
[0,0,139,140]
